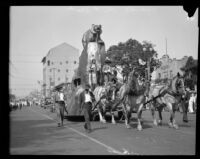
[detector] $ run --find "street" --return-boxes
[10,105,196,155]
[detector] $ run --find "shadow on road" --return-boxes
[91,126,108,132]
[10,118,81,151]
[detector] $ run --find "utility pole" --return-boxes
[165,38,169,79]
[165,38,168,55]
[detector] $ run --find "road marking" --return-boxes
[29,107,139,155]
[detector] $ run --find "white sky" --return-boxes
[9,6,198,97]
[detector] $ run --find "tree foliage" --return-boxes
[181,56,198,85]
[106,38,161,79]
[181,56,197,74]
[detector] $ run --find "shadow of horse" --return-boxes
[91,126,108,132]
[128,123,153,129]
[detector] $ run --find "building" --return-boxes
[41,42,79,97]
[152,54,189,81]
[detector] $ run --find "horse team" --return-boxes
[91,69,191,131]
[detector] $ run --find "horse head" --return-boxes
[170,75,186,97]
[127,69,140,93]
[176,77,186,97]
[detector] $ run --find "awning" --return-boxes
[53,83,66,91]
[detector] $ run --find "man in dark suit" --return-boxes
[80,84,95,133]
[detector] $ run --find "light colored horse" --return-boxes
[93,84,117,124]
[112,70,149,131]
[148,75,186,129]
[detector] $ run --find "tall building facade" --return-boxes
[152,54,189,81]
[41,43,79,97]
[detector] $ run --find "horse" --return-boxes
[93,82,118,124]
[148,74,186,129]
[112,69,149,131]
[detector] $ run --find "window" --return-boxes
[51,62,54,65]
[50,69,52,72]
[58,69,60,72]
[60,62,62,65]
[74,61,77,64]
[66,61,68,64]
[66,69,68,72]
[58,77,60,81]
[47,60,50,66]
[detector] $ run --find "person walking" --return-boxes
[181,88,190,122]
[54,88,66,127]
[80,84,95,133]
[188,92,195,113]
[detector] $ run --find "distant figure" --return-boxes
[88,59,97,90]
[188,92,195,113]
[102,57,112,82]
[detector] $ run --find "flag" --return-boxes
[138,59,146,65]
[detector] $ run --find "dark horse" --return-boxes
[112,70,149,131]
[148,74,186,129]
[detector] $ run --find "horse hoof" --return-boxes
[101,120,106,123]
[112,121,116,124]
[168,122,173,128]
[153,121,158,126]
[158,122,162,126]
[137,125,142,131]
[126,124,131,129]
[173,124,179,129]
[158,120,162,126]
[183,120,188,123]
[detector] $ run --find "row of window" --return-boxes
[158,70,173,79]
[49,69,69,72]
[47,60,77,66]
[49,77,68,82]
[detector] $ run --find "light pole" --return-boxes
[142,47,153,82]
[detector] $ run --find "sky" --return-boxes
[10,6,198,97]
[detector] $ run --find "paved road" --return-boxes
[10,105,196,155]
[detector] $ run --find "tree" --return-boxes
[181,56,198,90]
[106,38,161,79]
